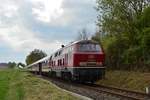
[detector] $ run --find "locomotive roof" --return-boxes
[75,40,98,44]
[65,39,98,47]
[52,40,98,53]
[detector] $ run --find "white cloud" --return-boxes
[0,0,64,54]
[0,24,62,54]
[0,0,96,53]
[0,0,19,18]
[0,0,97,62]
[29,0,77,27]
[31,0,64,23]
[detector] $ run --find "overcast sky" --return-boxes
[0,0,97,63]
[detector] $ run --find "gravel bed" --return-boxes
[42,76,122,100]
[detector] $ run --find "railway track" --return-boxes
[36,73,150,100]
[82,84,150,100]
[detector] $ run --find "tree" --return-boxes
[139,7,150,66]
[76,28,89,40]
[25,49,47,65]
[96,0,150,70]
[8,62,17,68]
[91,31,102,44]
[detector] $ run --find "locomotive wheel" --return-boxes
[62,72,72,81]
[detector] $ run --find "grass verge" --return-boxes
[96,70,150,92]
[0,69,80,100]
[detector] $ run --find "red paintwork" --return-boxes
[47,40,105,69]
[73,53,105,67]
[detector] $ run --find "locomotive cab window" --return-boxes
[78,43,101,52]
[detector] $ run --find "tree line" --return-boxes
[93,0,150,71]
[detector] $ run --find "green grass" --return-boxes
[0,69,80,100]
[96,70,150,92]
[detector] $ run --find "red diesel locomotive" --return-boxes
[26,40,105,83]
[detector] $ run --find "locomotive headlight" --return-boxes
[97,62,102,66]
[79,62,86,66]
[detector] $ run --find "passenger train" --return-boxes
[26,40,105,83]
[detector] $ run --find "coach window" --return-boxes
[46,60,48,65]
[43,61,45,66]
[53,61,55,66]
[42,62,44,66]
[54,61,56,66]
[49,61,51,66]
[58,60,59,66]
[53,61,54,66]
[45,61,46,65]
[62,58,65,66]
[59,50,62,55]
[55,52,58,57]
[50,56,52,60]
[65,54,68,65]
[51,61,53,66]
[60,60,61,66]
[47,60,48,64]
[60,59,62,66]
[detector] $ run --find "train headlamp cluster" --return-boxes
[79,62,102,66]
[79,62,87,66]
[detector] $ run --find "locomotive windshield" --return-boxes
[78,43,101,52]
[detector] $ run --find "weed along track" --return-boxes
[36,73,150,100]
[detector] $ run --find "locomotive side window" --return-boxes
[78,43,101,52]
